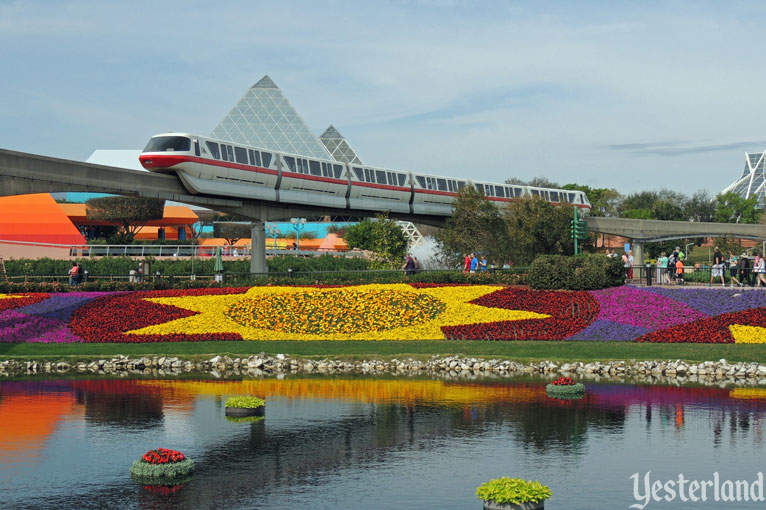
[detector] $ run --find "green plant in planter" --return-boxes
[545,377,586,399]
[476,477,552,505]
[129,448,195,484]
[225,396,265,409]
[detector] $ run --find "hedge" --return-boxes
[527,254,624,290]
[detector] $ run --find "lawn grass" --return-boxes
[2,341,766,364]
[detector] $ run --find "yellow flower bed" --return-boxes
[730,324,766,344]
[128,284,547,341]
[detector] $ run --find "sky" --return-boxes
[1,0,765,195]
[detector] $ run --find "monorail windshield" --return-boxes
[143,136,191,152]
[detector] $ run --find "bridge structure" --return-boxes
[584,216,766,265]
[0,148,445,273]
[4,147,766,273]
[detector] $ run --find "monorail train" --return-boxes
[139,133,591,216]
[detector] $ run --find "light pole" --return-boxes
[290,218,306,250]
[266,222,280,249]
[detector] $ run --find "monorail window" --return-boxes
[416,176,426,188]
[193,140,200,157]
[205,141,220,159]
[568,193,575,203]
[143,136,191,153]
[254,151,262,166]
[436,178,447,191]
[334,165,343,179]
[309,160,321,176]
[531,189,539,197]
[353,167,364,180]
[220,145,228,162]
[321,162,328,177]
[550,191,559,202]
[261,152,272,167]
[283,156,296,172]
[447,181,454,192]
[364,168,373,182]
[226,145,234,162]
[495,186,504,197]
[248,149,255,165]
[457,181,466,190]
[235,147,248,164]
[398,174,407,187]
[376,170,386,184]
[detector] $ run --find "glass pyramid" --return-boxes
[211,76,332,160]
[319,125,363,165]
[722,152,766,208]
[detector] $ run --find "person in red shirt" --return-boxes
[463,254,471,273]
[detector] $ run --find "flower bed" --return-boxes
[129,448,195,483]
[545,377,586,399]
[1,285,766,343]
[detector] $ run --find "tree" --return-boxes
[684,190,716,222]
[85,196,165,244]
[343,214,408,264]
[562,184,621,217]
[714,192,759,224]
[502,197,574,264]
[435,186,508,267]
[213,222,252,245]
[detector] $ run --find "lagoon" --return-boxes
[2,376,766,509]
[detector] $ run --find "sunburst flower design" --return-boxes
[127,284,548,341]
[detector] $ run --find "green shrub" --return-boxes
[225,396,265,409]
[528,254,623,290]
[545,383,586,399]
[129,458,195,482]
[476,477,552,505]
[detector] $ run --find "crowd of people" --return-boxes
[462,252,489,273]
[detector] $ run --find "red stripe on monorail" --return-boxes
[139,153,279,176]
[351,181,412,193]
[282,171,348,186]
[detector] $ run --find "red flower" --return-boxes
[442,288,599,341]
[141,448,185,465]
[635,307,766,343]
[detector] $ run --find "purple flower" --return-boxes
[643,287,766,316]
[566,319,649,341]
[0,310,82,343]
[589,286,708,331]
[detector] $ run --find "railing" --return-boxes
[628,264,766,287]
[0,239,363,258]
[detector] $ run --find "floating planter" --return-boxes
[225,396,266,417]
[545,377,585,400]
[476,477,552,510]
[225,415,265,424]
[130,448,195,485]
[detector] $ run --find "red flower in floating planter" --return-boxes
[141,448,185,465]
[551,377,575,386]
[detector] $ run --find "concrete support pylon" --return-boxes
[633,241,644,268]
[250,221,267,275]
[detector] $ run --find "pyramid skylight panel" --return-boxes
[319,125,363,165]
[722,152,766,208]
[211,76,332,160]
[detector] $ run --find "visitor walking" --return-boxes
[403,255,415,276]
[675,257,685,285]
[740,254,752,287]
[470,253,478,273]
[728,251,740,287]
[660,251,670,284]
[710,246,725,286]
[479,256,488,272]
[413,256,421,274]
[68,262,79,286]
[463,254,471,273]
[628,250,634,281]
[755,253,766,287]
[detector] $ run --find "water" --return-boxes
[2,376,766,509]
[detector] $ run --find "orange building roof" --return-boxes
[59,203,198,227]
[0,194,86,245]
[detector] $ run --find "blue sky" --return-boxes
[1,0,765,194]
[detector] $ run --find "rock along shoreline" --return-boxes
[3,354,766,388]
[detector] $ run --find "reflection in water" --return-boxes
[1,376,766,509]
